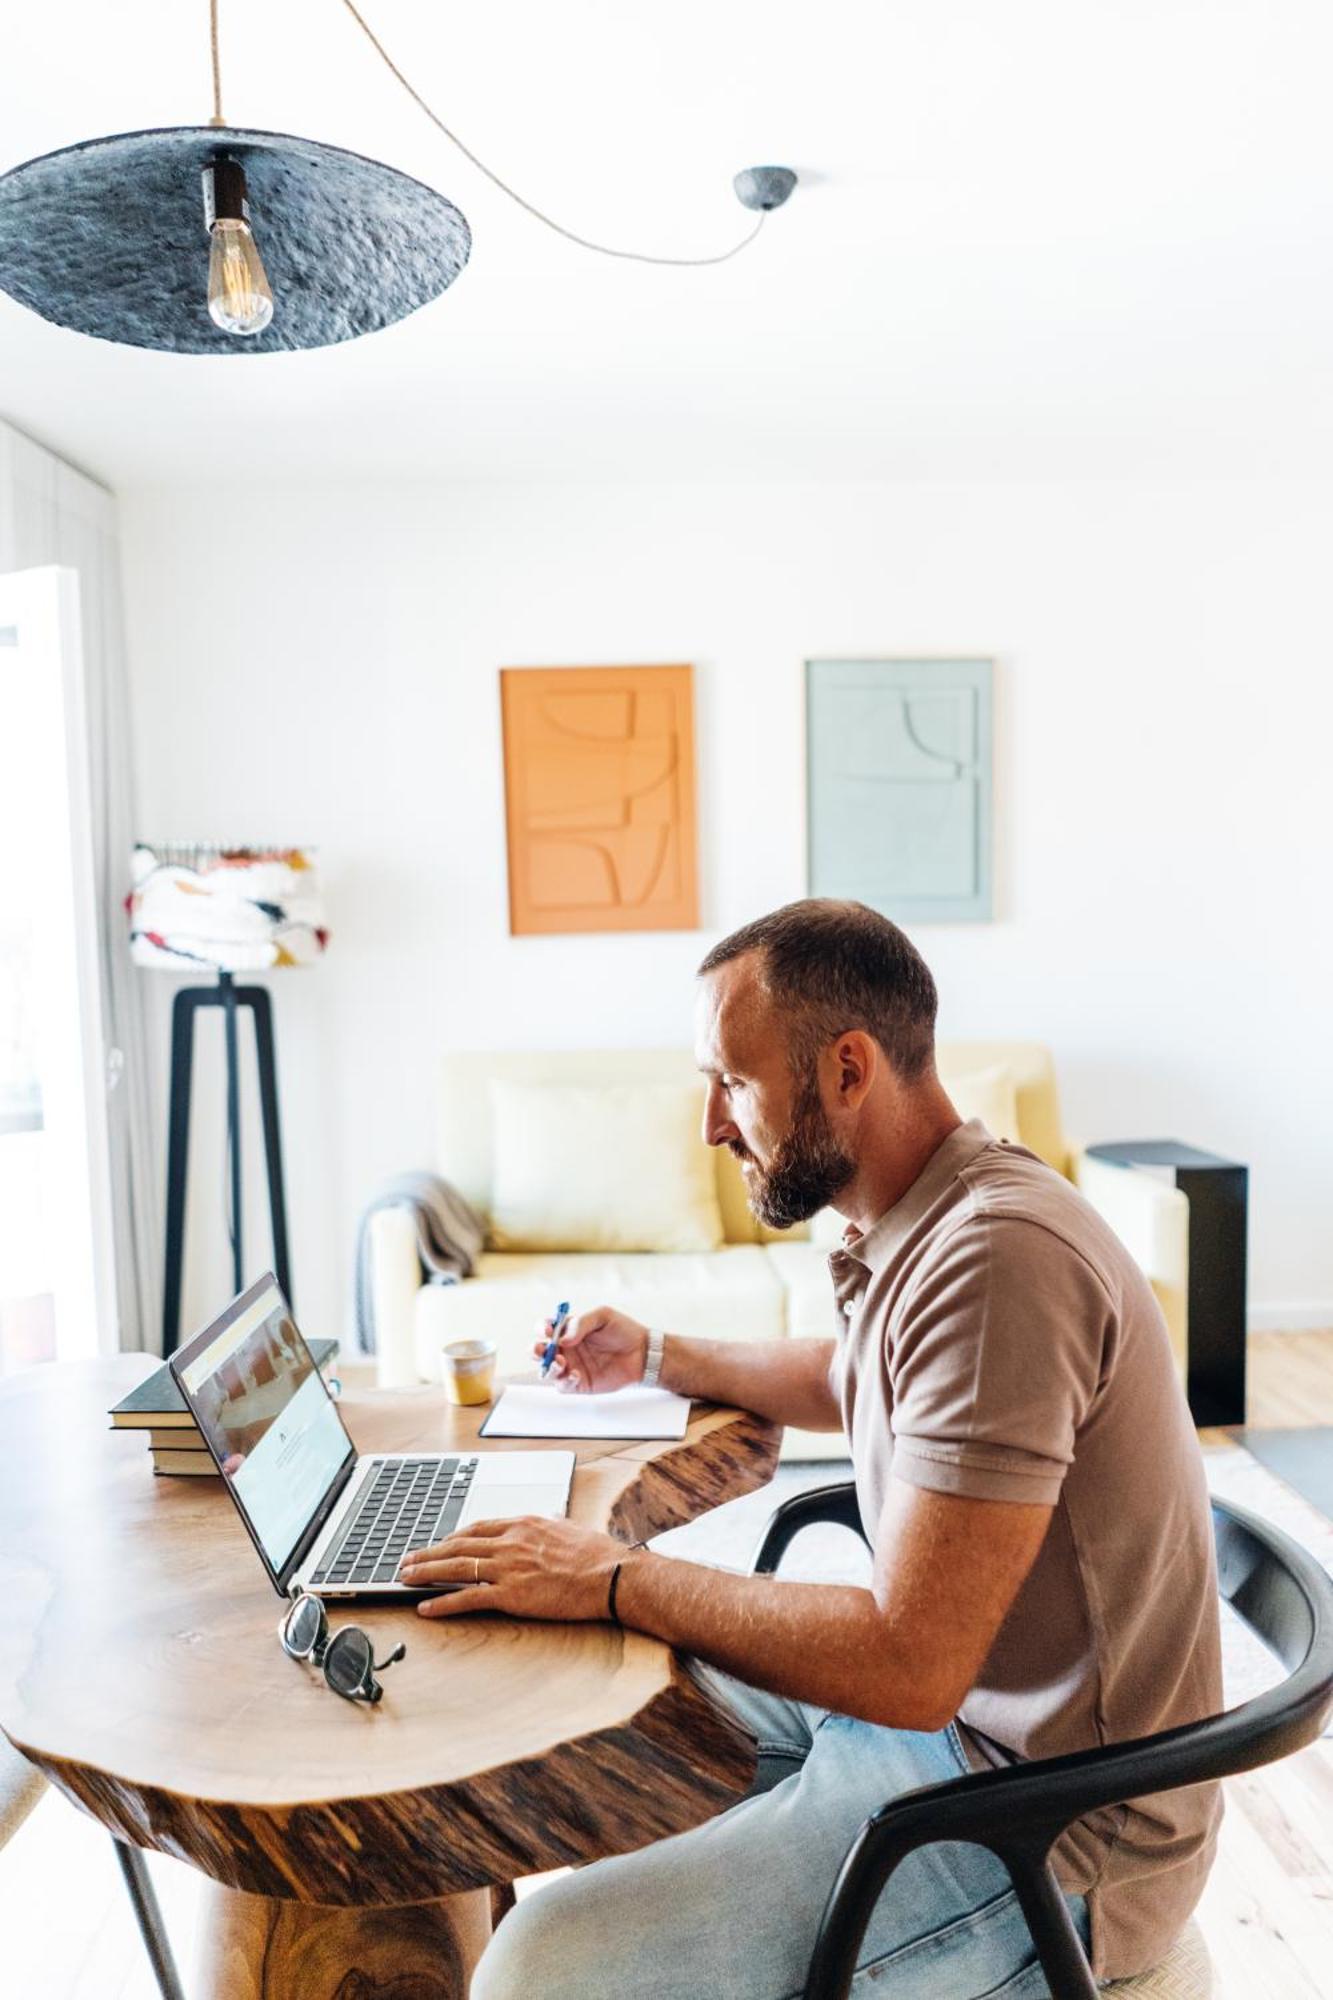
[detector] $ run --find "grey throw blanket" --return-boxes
[355,1171,487,1354]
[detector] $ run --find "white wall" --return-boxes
[119,480,1332,1351]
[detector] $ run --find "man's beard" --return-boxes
[731,1074,855,1231]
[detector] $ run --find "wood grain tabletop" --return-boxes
[0,1356,782,1909]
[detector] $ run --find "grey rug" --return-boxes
[1236,1426,1333,1521]
[654,1444,1333,1726]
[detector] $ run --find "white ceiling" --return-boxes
[3,0,1333,488]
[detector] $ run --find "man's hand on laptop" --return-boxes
[399,1516,633,1622]
[534,1306,649,1393]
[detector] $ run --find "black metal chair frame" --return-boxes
[751,1482,1333,2000]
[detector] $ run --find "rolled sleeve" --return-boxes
[892,1434,1069,1506]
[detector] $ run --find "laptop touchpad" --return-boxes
[460,1486,565,1524]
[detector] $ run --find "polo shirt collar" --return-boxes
[833,1118,994,1277]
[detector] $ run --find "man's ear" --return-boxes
[830,1031,877,1110]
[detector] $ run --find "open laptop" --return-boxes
[170,1273,574,1601]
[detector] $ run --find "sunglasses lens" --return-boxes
[283,1596,323,1658]
[324,1627,372,1699]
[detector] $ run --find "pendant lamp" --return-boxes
[0,0,469,355]
[0,0,794,357]
[0,125,470,354]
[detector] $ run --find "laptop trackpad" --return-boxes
[460,1486,566,1525]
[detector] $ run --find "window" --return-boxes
[0,570,115,1367]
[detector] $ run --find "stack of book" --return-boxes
[109,1339,340,1476]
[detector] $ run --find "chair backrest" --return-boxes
[798,1495,1333,2000]
[1210,1499,1333,1761]
[436,1040,1068,1243]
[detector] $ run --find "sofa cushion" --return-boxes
[413,1247,785,1383]
[437,1050,766,1245]
[937,1040,1067,1173]
[488,1079,724,1254]
[942,1065,1019,1142]
[762,1242,845,1340]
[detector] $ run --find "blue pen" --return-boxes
[540,1301,571,1380]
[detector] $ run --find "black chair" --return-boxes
[751,1483,1333,2000]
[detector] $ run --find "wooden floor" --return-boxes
[1195,1330,1333,2000]
[1241,1329,1333,1429]
[2,1330,1331,1998]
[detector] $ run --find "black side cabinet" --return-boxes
[1086,1139,1248,1428]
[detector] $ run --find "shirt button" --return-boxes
[842,1300,856,1318]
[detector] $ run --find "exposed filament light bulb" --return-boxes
[202,156,273,336]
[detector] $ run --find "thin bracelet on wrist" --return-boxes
[607,1540,650,1625]
[642,1326,666,1389]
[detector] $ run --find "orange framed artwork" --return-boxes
[499,665,700,935]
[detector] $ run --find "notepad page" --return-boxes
[479,1384,691,1441]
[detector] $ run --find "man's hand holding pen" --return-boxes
[534,1305,651,1394]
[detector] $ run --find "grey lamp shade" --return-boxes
[0,126,471,353]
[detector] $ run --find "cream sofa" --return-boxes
[367,1044,1189,1460]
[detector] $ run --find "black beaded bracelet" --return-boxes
[607,1541,649,1625]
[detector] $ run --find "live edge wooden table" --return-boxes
[0,1359,780,1998]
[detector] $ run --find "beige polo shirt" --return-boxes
[828,1119,1223,1981]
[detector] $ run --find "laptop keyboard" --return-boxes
[310,1456,476,1588]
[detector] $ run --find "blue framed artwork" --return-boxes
[806,659,993,923]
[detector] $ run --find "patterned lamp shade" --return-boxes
[128,844,329,972]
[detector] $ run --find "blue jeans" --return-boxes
[472,1659,1090,2000]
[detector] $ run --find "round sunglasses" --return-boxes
[279,1591,406,1704]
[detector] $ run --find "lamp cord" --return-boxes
[333,0,766,267]
[209,0,225,126]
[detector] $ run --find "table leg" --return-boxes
[194,1881,494,1999]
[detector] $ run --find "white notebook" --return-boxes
[479,1383,691,1441]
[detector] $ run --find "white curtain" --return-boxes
[0,416,159,1352]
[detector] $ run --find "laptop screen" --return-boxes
[171,1276,354,1584]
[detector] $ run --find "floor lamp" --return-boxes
[129,844,328,1356]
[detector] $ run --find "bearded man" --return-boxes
[401,900,1222,1998]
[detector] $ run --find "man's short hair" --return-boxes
[697,899,938,1082]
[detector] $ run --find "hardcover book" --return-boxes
[110,1338,339,1428]
[151,1447,225,1477]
